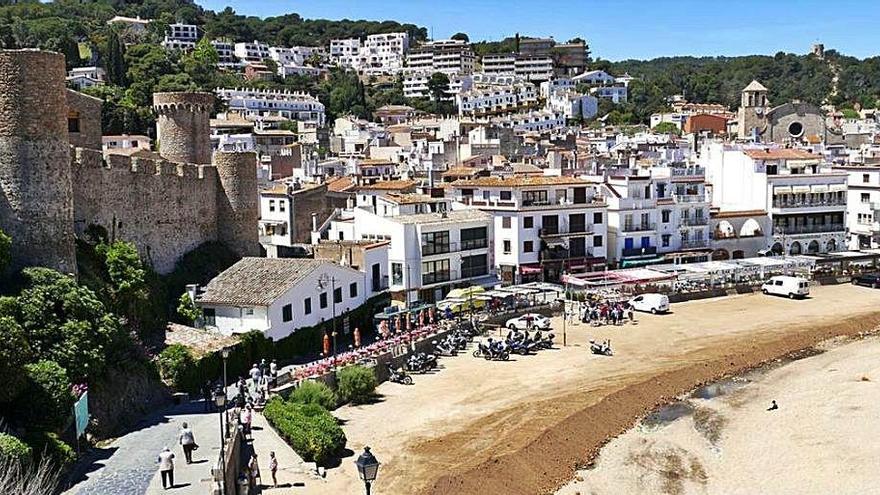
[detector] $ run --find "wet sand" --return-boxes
[557,335,880,495]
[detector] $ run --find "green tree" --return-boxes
[0,316,32,403]
[451,32,469,43]
[18,360,75,430]
[0,433,31,464]
[180,37,219,88]
[653,121,681,135]
[176,293,201,325]
[157,344,195,389]
[0,227,10,273]
[289,380,337,410]
[336,365,377,404]
[427,72,450,113]
[104,30,127,86]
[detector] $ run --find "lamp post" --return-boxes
[221,347,230,400]
[354,446,380,495]
[317,274,339,358]
[213,387,227,495]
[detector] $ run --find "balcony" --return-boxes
[772,199,847,209]
[421,240,489,256]
[680,239,709,249]
[622,246,657,258]
[671,166,705,177]
[673,194,706,204]
[539,224,594,237]
[680,217,708,227]
[775,223,845,235]
[621,222,657,233]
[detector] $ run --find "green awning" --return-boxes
[620,256,666,268]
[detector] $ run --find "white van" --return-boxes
[629,293,670,314]
[762,275,810,299]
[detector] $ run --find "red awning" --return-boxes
[520,265,543,274]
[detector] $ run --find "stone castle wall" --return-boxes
[214,151,260,258]
[153,92,214,165]
[0,49,77,274]
[72,148,221,274]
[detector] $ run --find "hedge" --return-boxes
[25,431,75,469]
[262,398,346,465]
[0,433,31,464]
[289,380,337,410]
[19,361,76,431]
[336,365,377,405]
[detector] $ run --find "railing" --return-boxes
[680,239,709,249]
[421,240,489,256]
[674,194,705,203]
[622,246,657,257]
[539,224,593,236]
[621,222,657,232]
[775,223,845,235]
[422,269,454,286]
[680,217,708,226]
[671,167,705,176]
[772,200,847,208]
[372,275,390,292]
[461,266,490,279]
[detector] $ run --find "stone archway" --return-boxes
[790,241,802,255]
[740,218,762,237]
[771,242,784,255]
[712,249,730,260]
[826,239,837,252]
[732,250,745,259]
[716,220,736,239]
[807,240,820,254]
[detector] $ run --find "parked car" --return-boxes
[628,293,670,314]
[436,286,487,314]
[505,313,551,330]
[852,272,880,288]
[762,275,810,299]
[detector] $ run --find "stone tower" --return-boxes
[214,151,260,258]
[737,80,769,141]
[152,92,214,164]
[0,49,76,274]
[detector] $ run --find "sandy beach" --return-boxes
[303,284,880,495]
[556,335,880,495]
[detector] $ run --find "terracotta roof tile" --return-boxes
[744,149,818,160]
[451,176,590,188]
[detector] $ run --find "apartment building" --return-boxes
[406,39,475,75]
[481,54,516,74]
[66,66,105,90]
[702,144,847,256]
[491,110,567,133]
[162,23,198,51]
[448,176,608,284]
[518,38,588,76]
[546,91,598,120]
[234,41,270,63]
[211,39,238,66]
[652,166,712,263]
[456,83,538,117]
[514,56,554,82]
[403,73,473,99]
[834,164,880,249]
[215,87,325,125]
[330,38,362,65]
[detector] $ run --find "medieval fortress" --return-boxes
[0,49,259,275]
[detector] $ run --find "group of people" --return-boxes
[155,421,200,490]
[571,299,635,326]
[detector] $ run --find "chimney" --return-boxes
[311,213,318,232]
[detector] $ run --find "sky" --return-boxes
[198,0,880,61]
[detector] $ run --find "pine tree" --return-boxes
[105,31,127,86]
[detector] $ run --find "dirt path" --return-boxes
[311,284,880,495]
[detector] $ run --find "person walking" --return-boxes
[178,422,197,464]
[249,363,262,390]
[202,381,212,412]
[240,404,253,438]
[157,447,175,490]
[268,451,278,487]
[248,453,261,489]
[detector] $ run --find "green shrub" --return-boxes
[0,433,31,464]
[25,431,75,469]
[263,398,346,465]
[176,293,201,325]
[156,344,195,390]
[289,380,337,410]
[336,365,377,405]
[20,361,75,430]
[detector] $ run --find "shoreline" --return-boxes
[422,312,880,495]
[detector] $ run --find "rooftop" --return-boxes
[451,176,590,188]
[326,176,356,193]
[391,209,491,225]
[743,148,819,160]
[742,80,768,92]
[197,258,329,306]
[382,193,445,205]
[358,179,418,191]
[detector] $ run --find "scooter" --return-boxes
[590,339,613,356]
[387,364,413,385]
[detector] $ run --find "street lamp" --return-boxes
[355,446,380,495]
[220,347,230,399]
[213,386,227,495]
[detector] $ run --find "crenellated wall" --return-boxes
[71,147,221,274]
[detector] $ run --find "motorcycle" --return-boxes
[590,339,613,356]
[406,352,438,373]
[386,364,413,385]
[434,339,457,357]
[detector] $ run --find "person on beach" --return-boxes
[157,447,175,489]
[767,400,779,411]
[269,451,278,487]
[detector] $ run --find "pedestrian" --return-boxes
[767,400,779,411]
[248,453,260,488]
[157,447,175,490]
[269,451,278,487]
[178,422,197,464]
[269,359,278,387]
[240,404,253,437]
[249,363,261,389]
[202,381,212,412]
[259,359,268,378]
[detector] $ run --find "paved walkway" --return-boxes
[247,412,313,493]
[64,399,223,495]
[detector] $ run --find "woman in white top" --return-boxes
[157,447,175,489]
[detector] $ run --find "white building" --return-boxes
[547,91,598,120]
[162,23,198,51]
[66,66,105,90]
[492,110,567,133]
[234,41,270,63]
[195,257,381,340]
[326,207,495,303]
[481,54,516,75]
[102,134,152,152]
[572,70,617,86]
[702,144,847,256]
[540,78,576,98]
[215,87,325,126]
[330,38,361,60]
[403,72,473,100]
[209,40,239,67]
[591,86,628,104]
[514,56,554,82]
[456,83,538,117]
[448,176,608,284]
[834,165,880,249]
[406,39,475,75]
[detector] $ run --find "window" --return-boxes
[279,200,286,212]
[460,227,487,250]
[421,259,450,284]
[244,308,254,316]
[661,210,671,223]
[391,263,403,285]
[569,213,586,233]
[593,212,603,224]
[522,190,548,205]
[203,308,215,326]
[461,254,488,278]
[593,235,603,247]
[863,174,871,184]
[523,216,534,228]
[662,234,671,247]
[269,199,276,212]
[349,282,358,298]
[503,240,512,254]
[304,297,312,315]
[334,287,342,303]
[502,217,512,229]
[523,240,534,252]
[421,231,450,255]
[282,304,292,322]
[320,292,328,309]
[570,237,586,257]
[861,193,870,203]
[67,115,80,133]
[500,190,512,201]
